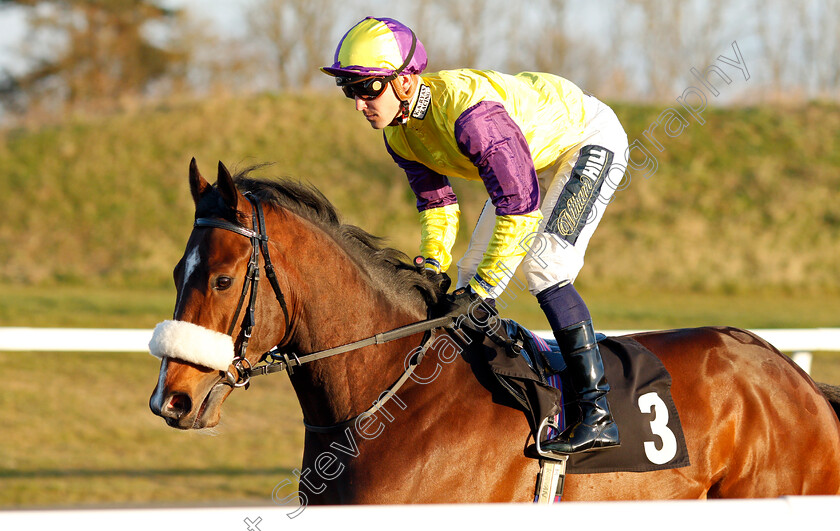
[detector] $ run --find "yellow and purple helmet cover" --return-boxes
[321,17,427,78]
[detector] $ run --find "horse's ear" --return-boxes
[216,161,239,210]
[189,157,212,207]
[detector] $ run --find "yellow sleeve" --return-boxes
[468,210,543,298]
[419,203,460,273]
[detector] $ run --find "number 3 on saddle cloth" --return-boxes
[481,320,691,474]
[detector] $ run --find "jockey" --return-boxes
[321,16,627,454]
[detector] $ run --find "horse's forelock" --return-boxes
[195,186,234,220]
[193,184,251,228]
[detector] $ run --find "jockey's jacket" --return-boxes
[384,69,589,298]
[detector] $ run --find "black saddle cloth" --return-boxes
[478,320,690,475]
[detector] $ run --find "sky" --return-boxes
[0,5,28,73]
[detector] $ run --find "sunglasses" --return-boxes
[336,76,393,100]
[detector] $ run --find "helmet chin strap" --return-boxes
[395,100,411,125]
[389,75,417,126]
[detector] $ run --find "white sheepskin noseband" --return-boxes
[148,320,235,371]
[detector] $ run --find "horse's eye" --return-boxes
[214,276,233,290]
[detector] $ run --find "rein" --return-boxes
[192,194,453,432]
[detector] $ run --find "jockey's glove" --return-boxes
[444,286,500,335]
[442,287,515,351]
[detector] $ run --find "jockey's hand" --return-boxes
[441,287,516,352]
[444,287,499,334]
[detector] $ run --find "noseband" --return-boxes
[192,193,454,432]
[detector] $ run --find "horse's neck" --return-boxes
[285,223,428,427]
[290,238,425,352]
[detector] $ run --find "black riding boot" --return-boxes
[542,320,620,454]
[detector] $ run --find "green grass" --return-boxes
[1,94,839,294]
[1,286,176,328]
[0,350,303,508]
[3,285,839,331]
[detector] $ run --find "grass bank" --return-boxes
[1,94,839,296]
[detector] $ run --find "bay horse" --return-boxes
[149,159,840,504]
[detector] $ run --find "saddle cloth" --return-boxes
[482,321,691,474]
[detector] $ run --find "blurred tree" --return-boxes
[785,0,840,101]
[442,0,489,67]
[528,0,570,75]
[0,0,187,116]
[622,0,728,101]
[755,0,800,101]
[628,0,690,100]
[419,0,507,70]
[246,0,335,90]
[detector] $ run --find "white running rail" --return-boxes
[1,327,837,353]
[0,327,836,375]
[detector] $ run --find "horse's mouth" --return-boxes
[194,379,232,428]
[166,379,232,430]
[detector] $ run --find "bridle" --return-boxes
[191,193,454,432]
[193,193,291,385]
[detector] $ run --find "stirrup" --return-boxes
[534,416,569,502]
[535,416,570,461]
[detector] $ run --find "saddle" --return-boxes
[476,319,691,475]
[495,319,568,400]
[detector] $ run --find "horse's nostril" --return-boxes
[164,393,192,419]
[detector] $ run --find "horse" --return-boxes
[149,159,840,504]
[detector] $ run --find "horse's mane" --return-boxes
[227,168,442,310]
